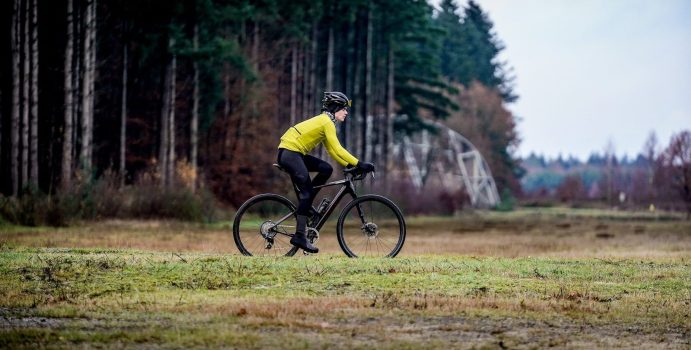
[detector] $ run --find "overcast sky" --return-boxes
[429,0,691,160]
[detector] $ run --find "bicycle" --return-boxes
[233,164,406,257]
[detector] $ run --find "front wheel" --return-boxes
[233,194,300,257]
[337,195,406,258]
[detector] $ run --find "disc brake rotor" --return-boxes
[362,222,378,238]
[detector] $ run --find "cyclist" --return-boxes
[277,91,375,253]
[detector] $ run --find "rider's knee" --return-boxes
[293,173,310,186]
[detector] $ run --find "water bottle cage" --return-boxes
[316,198,331,214]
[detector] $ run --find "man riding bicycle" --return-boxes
[277,91,375,254]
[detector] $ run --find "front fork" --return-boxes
[355,202,367,225]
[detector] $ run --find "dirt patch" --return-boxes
[222,312,690,348]
[0,308,76,329]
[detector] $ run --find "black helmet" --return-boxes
[322,91,351,113]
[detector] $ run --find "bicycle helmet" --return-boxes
[322,91,352,113]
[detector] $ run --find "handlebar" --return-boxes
[343,167,375,181]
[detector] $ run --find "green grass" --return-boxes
[1,246,689,348]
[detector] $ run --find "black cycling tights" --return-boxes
[277,148,333,216]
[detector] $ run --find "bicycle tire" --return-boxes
[336,195,406,258]
[233,193,300,257]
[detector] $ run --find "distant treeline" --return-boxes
[521,132,691,213]
[0,0,521,223]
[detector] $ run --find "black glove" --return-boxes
[356,161,375,173]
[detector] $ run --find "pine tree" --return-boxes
[458,0,517,102]
[436,0,464,82]
[387,0,458,134]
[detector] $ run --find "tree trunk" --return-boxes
[341,22,353,147]
[308,23,322,158]
[73,1,81,167]
[326,27,334,91]
[290,46,297,125]
[22,0,30,188]
[351,16,361,155]
[119,38,128,187]
[62,0,74,189]
[90,0,97,165]
[190,23,199,191]
[221,61,230,159]
[11,0,21,195]
[385,40,395,175]
[298,44,309,120]
[309,24,317,116]
[375,34,385,170]
[363,6,373,162]
[30,0,38,185]
[81,0,95,171]
[159,36,173,187]
[167,42,177,187]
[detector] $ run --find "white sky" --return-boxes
[429,0,691,160]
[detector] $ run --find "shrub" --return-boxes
[374,179,471,216]
[0,165,219,226]
[495,189,516,212]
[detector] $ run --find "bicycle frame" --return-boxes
[270,173,366,235]
[310,176,360,231]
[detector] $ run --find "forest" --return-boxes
[0,0,523,224]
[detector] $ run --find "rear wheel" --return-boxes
[233,194,299,256]
[336,195,406,258]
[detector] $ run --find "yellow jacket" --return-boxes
[278,113,359,167]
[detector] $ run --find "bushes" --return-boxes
[0,169,218,227]
[376,179,471,216]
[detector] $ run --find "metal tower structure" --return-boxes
[391,120,500,208]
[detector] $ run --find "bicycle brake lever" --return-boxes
[371,171,376,180]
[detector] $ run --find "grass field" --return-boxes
[1,208,690,348]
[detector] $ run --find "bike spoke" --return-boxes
[338,196,404,258]
[234,196,298,256]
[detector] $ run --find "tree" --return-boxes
[81,0,96,171]
[555,175,585,203]
[661,131,691,216]
[392,0,458,134]
[603,139,617,205]
[29,0,38,186]
[159,35,176,188]
[453,0,517,102]
[190,22,199,191]
[11,0,21,195]
[640,130,659,203]
[22,0,29,188]
[444,82,521,194]
[119,25,128,187]
[62,0,75,188]
[436,0,464,82]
